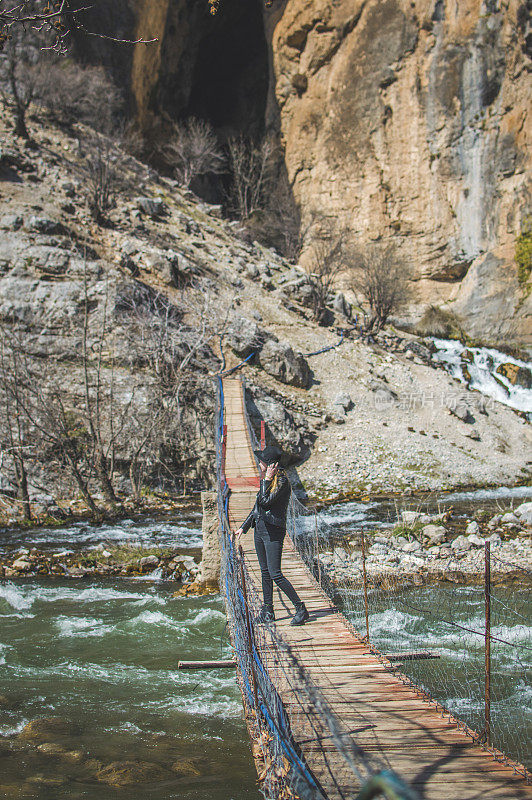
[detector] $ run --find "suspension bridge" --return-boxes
[216,375,531,800]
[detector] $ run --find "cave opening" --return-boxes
[156,0,271,204]
[182,0,269,141]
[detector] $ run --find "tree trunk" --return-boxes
[14,455,31,520]
[95,449,118,504]
[64,451,99,515]
[14,106,29,140]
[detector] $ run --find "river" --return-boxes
[0,490,530,795]
[0,574,259,798]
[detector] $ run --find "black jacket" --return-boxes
[241,474,291,534]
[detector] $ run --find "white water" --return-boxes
[431,338,532,414]
[0,515,203,554]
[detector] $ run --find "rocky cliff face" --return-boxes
[73,0,531,349]
[270,0,531,349]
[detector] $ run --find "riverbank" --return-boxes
[0,492,201,531]
[317,500,532,588]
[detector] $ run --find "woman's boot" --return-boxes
[257,604,275,623]
[291,602,309,626]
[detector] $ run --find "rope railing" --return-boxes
[215,378,421,800]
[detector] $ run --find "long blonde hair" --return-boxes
[270,468,284,494]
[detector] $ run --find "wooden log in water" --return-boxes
[177,660,236,669]
[384,651,440,662]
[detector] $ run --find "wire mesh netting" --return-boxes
[288,492,532,779]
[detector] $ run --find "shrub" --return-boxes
[34,60,123,132]
[160,117,225,187]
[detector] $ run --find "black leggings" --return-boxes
[254,522,301,608]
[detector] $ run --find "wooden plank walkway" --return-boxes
[221,377,532,800]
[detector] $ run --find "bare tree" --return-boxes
[161,117,225,188]
[349,244,411,333]
[78,134,122,223]
[0,329,32,519]
[226,134,277,220]
[306,218,350,324]
[0,24,40,138]
[0,0,156,55]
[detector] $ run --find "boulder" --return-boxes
[139,555,159,569]
[333,392,353,412]
[487,533,502,546]
[369,380,397,405]
[401,511,422,526]
[422,524,447,545]
[500,512,519,525]
[402,541,422,553]
[226,317,265,358]
[11,558,32,571]
[136,197,167,218]
[26,215,65,235]
[332,291,351,317]
[248,390,311,463]
[258,339,311,388]
[0,214,23,231]
[465,520,480,535]
[451,535,471,551]
[514,502,532,526]
[171,759,201,777]
[449,403,475,423]
[496,362,532,389]
[467,534,485,547]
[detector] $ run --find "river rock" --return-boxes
[19,717,80,742]
[422,525,447,545]
[514,502,532,526]
[139,555,159,569]
[465,521,480,535]
[500,512,519,525]
[487,533,502,546]
[402,541,422,553]
[11,558,31,571]
[467,534,485,547]
[495,363,532,389]
[451,535,471,551]
[96,761,171,786]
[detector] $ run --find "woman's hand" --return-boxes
[265,462,279,481]
[233,527,244,544]
[258,461,267,478]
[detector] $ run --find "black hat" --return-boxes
[254,445,283,465]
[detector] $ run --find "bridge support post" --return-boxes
[484,540,491,747]
[200,491,221,587]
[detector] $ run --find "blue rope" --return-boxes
[304,329,344,357]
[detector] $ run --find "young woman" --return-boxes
[233,445,309,626]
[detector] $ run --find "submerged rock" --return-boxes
[171,759,201,778]
[96,760,171,786]
[19,717,80,742]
